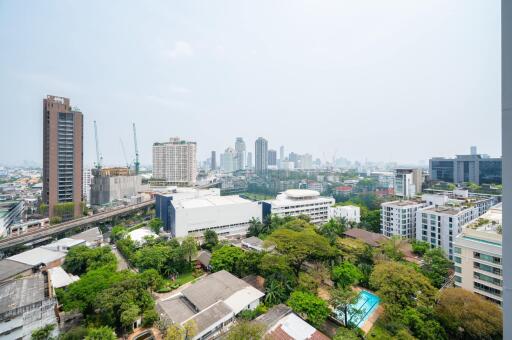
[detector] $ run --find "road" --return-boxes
[0,200,154,251]
[112,247,129,271]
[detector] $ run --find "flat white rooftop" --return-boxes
[174,195,251,209]
[8,247,66,266]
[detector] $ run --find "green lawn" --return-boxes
[239,192,275,201]
[366,323,394,340]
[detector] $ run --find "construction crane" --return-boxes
[94,120,102,169]
[132,123,140,175]
[120,139,130,169]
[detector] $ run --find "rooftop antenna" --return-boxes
[133,123,140,174]
[94,120,102,169]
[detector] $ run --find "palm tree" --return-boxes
[330,287,360,327]
[264,280,287,305]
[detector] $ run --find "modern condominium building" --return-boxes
[381,200,427,239]
[394,168,423,199]
[152,137,197,186]
[268,189,335,225]
[268,149,277,167]
[255,137,268,175]
[234,137,246,171]
[453,203,503,305]
[220,147,236,173]
[43,95,83,219]
[429,147,502,185]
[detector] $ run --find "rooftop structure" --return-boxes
[157,270,264,339]
[48,266,79,289]
[7,247,66,267]
[343,228,388,247]
[241,236,274,252]
[70,226,103,246]
[41,237,85,252]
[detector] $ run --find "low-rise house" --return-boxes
[196,250,212,271]
[343,228,388,247]
[241,236,275,252]
[255,304,330,340]
[0,273,59,339]
[157,270,264,339]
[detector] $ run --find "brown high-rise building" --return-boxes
[43,95,83,220]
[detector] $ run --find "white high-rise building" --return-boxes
[83,168,93,206]
[152,137,197,186]
[381,200,427,239]
[220,147,237,173]
[235,137,246,171]
[255,137,268,175]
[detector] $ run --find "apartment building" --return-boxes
[381,200,427,239]
[328,205,361,223]
[453,203,503,305]
[152,137,197,186]
[394,168,423,199]
[268,189,335,225]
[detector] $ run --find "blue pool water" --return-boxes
[335,290,381,328]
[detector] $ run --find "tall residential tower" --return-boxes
[152,137,197,186]
[43,95,83,220]
[255,137,268,175]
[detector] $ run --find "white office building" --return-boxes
[453,203,502,305]
[169,195,263,239]
[381,200,427,239]
[152,137,197,186]
[268,189,334,225]
[394,168,423,198]
[328,205,361,223]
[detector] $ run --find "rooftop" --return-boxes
[343,228,388,247]
[42,237,85,251]
[422,206,467,216]
[0,259,33,282]
[196,250,212,267]
[0,273,46,315]
[188,301,233,336]
[284,189,320,199]
[383,200,423,207]
[174,195,250,209]
[70,227,103,244]
[48,266,79,289]
[8,247,66,266]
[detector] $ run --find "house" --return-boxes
[255,304,330,340]
[343,228,388,247]
[157,270,264,339]
[241,236,275,252]
[196,250,212,271]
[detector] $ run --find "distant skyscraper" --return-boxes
[255,137,268,175]
[83,168,92,206]
[235,137,246,171]
[268,149,277,166]
[211,151,217,170]
[153,137,197,185]
[220,147,236,173]
[279,146,285,161]
[247,152,253,168]
[43,95,83,219]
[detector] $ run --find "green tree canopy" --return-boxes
[435,288,502,340]
[210,245,246,275]
[84,326,117,340]
[202,229,219,251]
[63,245,117,275]
[148,218,163,234]
[420,248,452,288]
[331,261,363,288]
[287,290,330,328]
[225,321,265,340]
[318,218,347,243]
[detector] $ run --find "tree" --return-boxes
[420,248,452,288]
[139,268,164,292]
[134,244,170,274]
[335,238,368,264]
[31,324,55,340]
[165,320,197,340]
[411,240,429,256]
[111,225,127,242]
[247,217,264,237]
[268,228,334,277]
[203,229,219,251]
[63,245,117,275]
[360,209,381,233]
[264,279,288,305]
[85,326,116,340]
[225,321,265,340]
[381,236,404,261]
[370,262,436,310]
[149,218,163,234]
[333,327,361,340]
[181,237,198,264]
[210,245,246,275]
[401,307,447,340]
[332,262,363,288]
[287,291,330,328]
[318,218,347,243]
[297,272,318,293]
[330,287,360,327]
[120,303,140,331]
[142,308,159,327]
[435,288,502,340]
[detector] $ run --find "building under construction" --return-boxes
[89,167,146,206]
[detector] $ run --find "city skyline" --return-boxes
[0,1,501,167]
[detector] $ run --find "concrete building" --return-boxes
[328,205,361,223]
[255,137,268,175]
[394,168,423,198]
[453,203,503,305]
[234,137,246,171]
[0,273,59,339]
[241,236,274,252]
[268,150,277,167]
[152,137,197,186]
[43,95,83,219]
[220,147,236,173]
[430,147,502,185]
[0,200,24,237]
[247,152,253,169]
[83,168,92,206]
[0,259,35,283]
[90,167,145,206]
[268,189,335,225]
[381,200,427,239]
[279,146,285,161]
[210,151,216,170]
[167,195,263,239]
[157,270,264,339]
[370,171,394,189]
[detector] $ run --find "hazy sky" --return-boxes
[0,1,501,167]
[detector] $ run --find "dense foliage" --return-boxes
[287,291,330,327]
[63,245,117,275]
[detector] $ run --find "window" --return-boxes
[474,282,502,297]
[474,272,502,287]
[454,247,461,254]
[454,275,461,283]
[454,266,461,273]
[454,256,461,264]
[474,252,501,265]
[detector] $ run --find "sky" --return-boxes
[0,0,501,167]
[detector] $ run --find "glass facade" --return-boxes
[431,160,454,182]
[479,160,502,184]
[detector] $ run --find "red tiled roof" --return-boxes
[335,186,352,192]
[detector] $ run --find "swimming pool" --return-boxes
[335,290,381,328]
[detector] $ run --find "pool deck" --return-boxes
[353,287,384,334]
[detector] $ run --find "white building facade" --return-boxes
[268,189,335,225]
[381,200,427,239]
[152,138,197,186]
[453,204,503,305]
[328,205,361,223]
